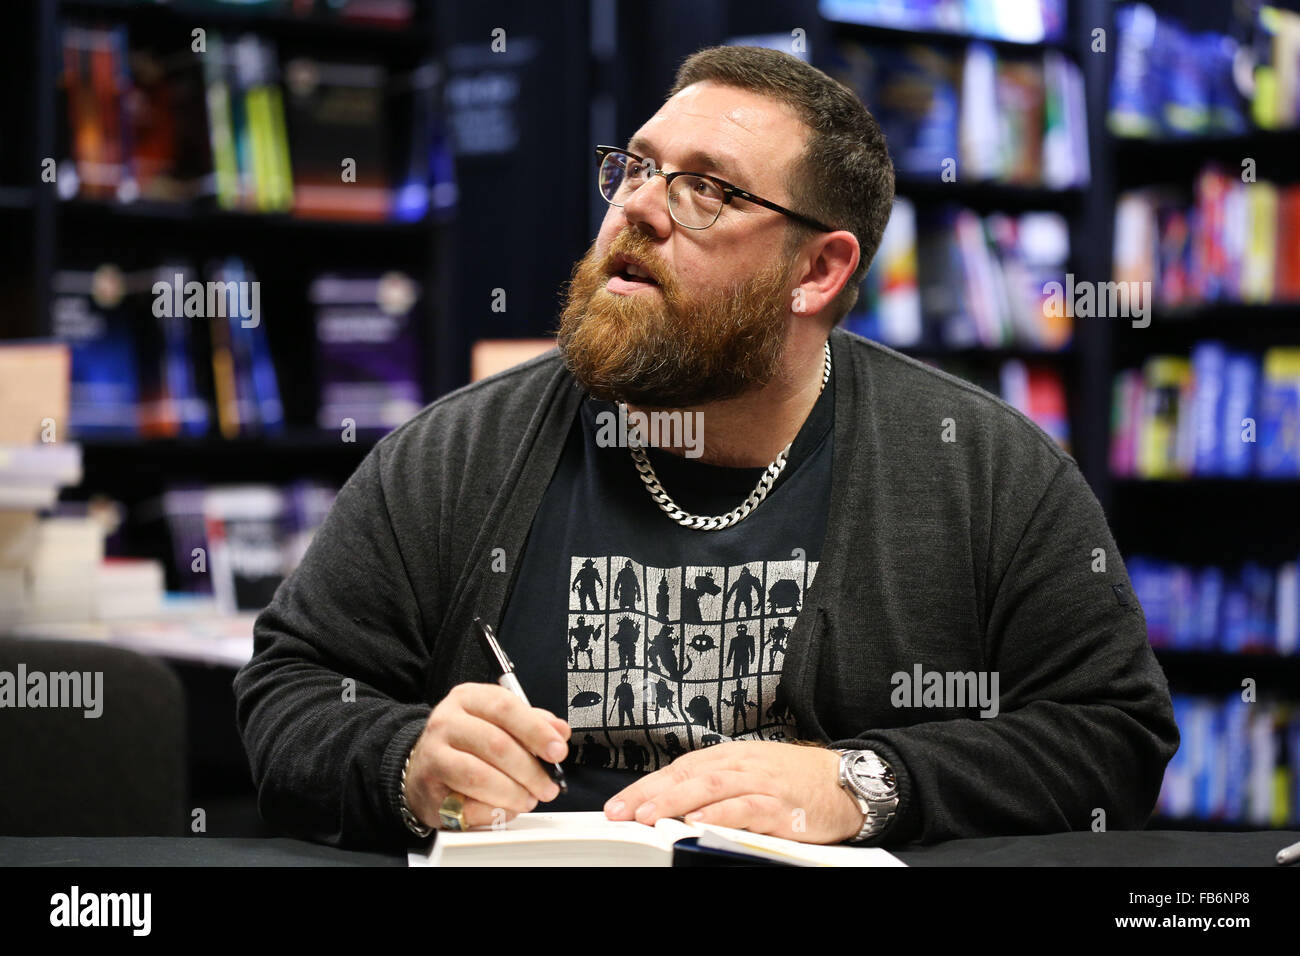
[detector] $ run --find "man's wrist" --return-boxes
[834,748,899,844]
[399,743,433,838]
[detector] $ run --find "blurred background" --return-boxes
[1,0,1298,837]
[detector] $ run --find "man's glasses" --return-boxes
[594,145,836,232]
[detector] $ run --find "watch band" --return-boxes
[835,749,898,844]
[399,749,433,838]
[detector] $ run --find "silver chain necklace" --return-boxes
[621,340,831,531]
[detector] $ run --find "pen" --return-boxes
[474,616,568,794]
[1278,838,1300,866]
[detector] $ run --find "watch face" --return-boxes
[852,753,898,798]
[857,752,886,776]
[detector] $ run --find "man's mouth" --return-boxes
[609,258,660,286]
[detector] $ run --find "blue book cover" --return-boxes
[51,268,139,436]
[1223,696,1251,821]
[1170,564,1197,649]
[1190,341,1226,475]
[1257,348,1300,477]
[1108,5,1161,137]
[1221,353,1258,477]
[1195,565,1224,651]
[1220,573,1251,652]
[1199,702,1226,819]
[1241,562,1275,652]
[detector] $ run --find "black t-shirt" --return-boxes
[497,374,834,810]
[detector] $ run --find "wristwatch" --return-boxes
[834,749,898,843]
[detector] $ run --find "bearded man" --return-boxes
[234,45,1178,851]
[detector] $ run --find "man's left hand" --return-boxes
[603,741,864,844]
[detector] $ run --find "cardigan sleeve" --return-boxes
[232,445,434,851]
[831,459,1180,847]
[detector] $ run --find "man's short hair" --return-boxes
[667,45,895,324]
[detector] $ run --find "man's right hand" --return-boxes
[405,682,571,830]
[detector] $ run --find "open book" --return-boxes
[407,811,906,867]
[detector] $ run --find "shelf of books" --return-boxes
[1106,1,1300,830]
[816,0,1090,457]
[0,0,456,651]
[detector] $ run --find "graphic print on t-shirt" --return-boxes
[564,554,815,773]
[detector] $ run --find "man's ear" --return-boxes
[790,231,859,318]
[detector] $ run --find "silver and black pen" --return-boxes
[474,616,568,794]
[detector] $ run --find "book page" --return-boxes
[408,811,688,866]
[695,823,907,867]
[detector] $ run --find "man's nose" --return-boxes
[621,171,671,233]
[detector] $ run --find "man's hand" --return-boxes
[406,683,571,830]
[603,741,865,844]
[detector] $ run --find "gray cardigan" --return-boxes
[233,326,1179,851]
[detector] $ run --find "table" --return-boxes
[3,829,1296,866]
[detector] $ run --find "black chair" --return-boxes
[0,635,187,835]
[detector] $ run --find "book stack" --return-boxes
[1114,166,1300,310]
[1158,695,1299,827]
[0,342,166,628]
[831,39,1088,187]
[1111,344,1300,479]
[848,201,1072,350]
[1130,556,1299,655]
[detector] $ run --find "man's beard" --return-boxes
[554,235,796,407]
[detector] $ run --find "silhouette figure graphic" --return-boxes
[622,738,650,772]
[685,694,715,731]
[655,575,670,619]
[724,566,763,617]
[721,683,758,734]
[613,559,641,609]
[726,623,756,678]
[609,672,636,727]
[610,616,640,669]
[766,618,791,669]
[568,615,601,669]
[571,559,603,611]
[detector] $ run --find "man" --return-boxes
[234,46,1178,852]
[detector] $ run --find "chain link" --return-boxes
[622,340,831,531]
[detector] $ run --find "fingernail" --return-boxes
[546,741,566,761]
[636,802,655,820]
[545,783,561,801]
[606,800,624,816]
[686,811,704,822]
[528,797,538,811]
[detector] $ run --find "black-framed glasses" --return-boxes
[594,145,836,232]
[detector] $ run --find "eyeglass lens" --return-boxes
[598,152,725,228]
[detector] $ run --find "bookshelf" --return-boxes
[1101,0,1300,830]
[0,0,457,524]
